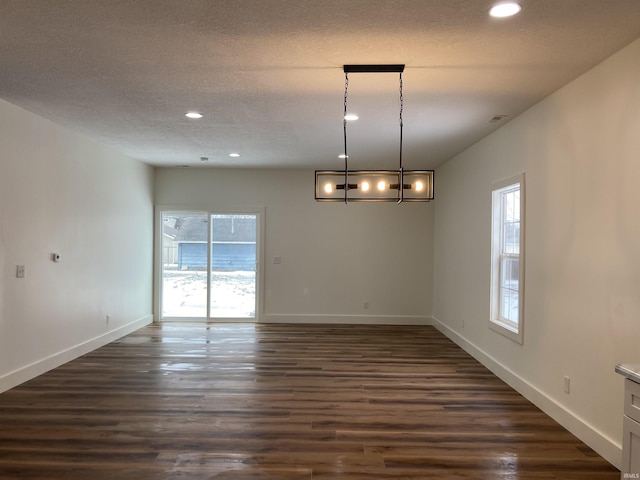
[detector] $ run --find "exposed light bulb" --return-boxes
[489,2,521,17]
[324,183,334,194]
[361,181,370,192]
[377,180,387,191]
[229,153,240,158]
[344,113,359,121]
[185,111,203,119]
[415,180,425,192]
[338,154,348,159]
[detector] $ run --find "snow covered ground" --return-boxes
[162,269,256,318]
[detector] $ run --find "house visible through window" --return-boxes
[160,210,260,321]
[490,174,524,343]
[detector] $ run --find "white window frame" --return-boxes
[154,205,265,323]
[490,173,525,344]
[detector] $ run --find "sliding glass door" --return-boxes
[209,214,257,318]
[161,212,208,319]
[160,210,259,321]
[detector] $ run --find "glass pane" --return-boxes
[503,221,520,254]
[500,257,519,290]
[316,171,434,202]
[501,187,520,255]
[161,213,208,318]
[210,214,257,318]
[500,288,519,324]
[509,289,519,323]
[502,188,520,223]
[315,171,348,202]
[510,258,520,290]
[346,171,400,202]
[402,170,434,201]
[499,255,520,325]
[500,287,511,321]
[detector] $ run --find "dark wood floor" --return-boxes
[0,323,619,479]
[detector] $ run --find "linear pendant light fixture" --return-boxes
[315,64,434,203]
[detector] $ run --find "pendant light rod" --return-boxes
[343,72,349,203]
[399,71,404,203]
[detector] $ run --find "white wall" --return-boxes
[155,168,434,324]
[433,38,640,467]
[0,99,154,392]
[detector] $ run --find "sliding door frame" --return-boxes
[154,205,265,323]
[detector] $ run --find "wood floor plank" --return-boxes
[0,323,620,479]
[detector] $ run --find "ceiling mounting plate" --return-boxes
[343,64,405,73]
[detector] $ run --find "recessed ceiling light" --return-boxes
[185,111,203,119]
[344,113,359,121]
[489,2,521,18]
[229,153,240,158]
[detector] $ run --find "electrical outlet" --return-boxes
[363,301,370,310]
[106,314,111,324]
[564,376,571,394]
[16,265,25,278]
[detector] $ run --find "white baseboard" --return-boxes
[431,316,622,470]
[261,314,434,325]
[156,315,434,326]
[0,314,153,394]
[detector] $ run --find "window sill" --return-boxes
[489,318,523,344]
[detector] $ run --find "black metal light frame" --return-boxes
[315,64,434,203]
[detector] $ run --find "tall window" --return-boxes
[490,174,525,343]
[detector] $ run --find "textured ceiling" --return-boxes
[1,0,640,170]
